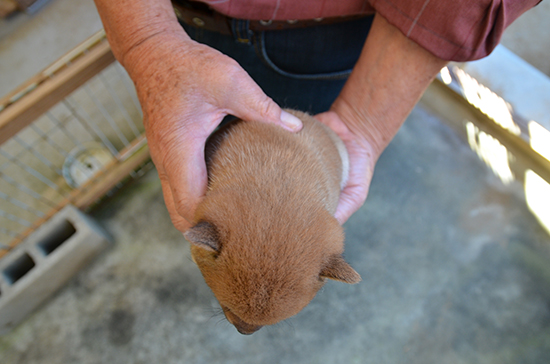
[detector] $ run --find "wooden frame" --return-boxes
[0,31,116,146]
[421,67,550,186]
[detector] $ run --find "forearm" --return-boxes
[332,13,447,160]
[93,0,186,71]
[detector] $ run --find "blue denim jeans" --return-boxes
[181,16,374,114]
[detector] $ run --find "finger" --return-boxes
[225,73,302,132]
[334,148,373,224]
[334,185,368,224]
[159,173,193,232]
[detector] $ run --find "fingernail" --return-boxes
[280,110,303,131]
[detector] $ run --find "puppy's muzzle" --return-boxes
[222,306,263,335]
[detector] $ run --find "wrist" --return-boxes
[330,13,447,162]
[94,0,186,73]
[330,97,388,163]
[121,27,190,81]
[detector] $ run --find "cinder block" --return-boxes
[0,205,110,334]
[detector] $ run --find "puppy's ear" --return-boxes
[320,254,361,284]
[183,221,220,252]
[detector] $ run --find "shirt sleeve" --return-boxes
[370,0,542,61]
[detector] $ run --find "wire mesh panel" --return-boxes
[0,31,148,257]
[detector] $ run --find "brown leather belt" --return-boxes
[172,0,372,35]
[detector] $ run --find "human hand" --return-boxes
[315,111,377,225]
[124,30,303,232]
[313,14,447,224]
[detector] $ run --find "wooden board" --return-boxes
[420,72,550,186]
[0,34,115,145]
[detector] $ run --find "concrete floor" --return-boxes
[0,0,102,98]
[1,106,550,363]
[1,1,550,363]
[500,0,550,77]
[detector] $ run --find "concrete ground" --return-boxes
[500,0,550,77]
[0,0,102,98]
[1,106,550,364]
[1,1,550,363]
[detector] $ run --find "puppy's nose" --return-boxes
[222,306,263,335]
[235,324,263,335]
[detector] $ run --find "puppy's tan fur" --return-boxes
[184,110,360,335]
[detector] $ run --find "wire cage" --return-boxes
[0,30,149,259]
[0,30,152,333]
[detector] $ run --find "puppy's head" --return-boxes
[184,194,360,335]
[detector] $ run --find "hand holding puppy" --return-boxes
[124,32,303,232]
[314,111,376,225]
[94,0,303,232]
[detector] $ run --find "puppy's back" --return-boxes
[205,110,346,214]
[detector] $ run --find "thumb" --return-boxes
[159,173,193,232]
[161,135,209,225]
[226,77,303,132]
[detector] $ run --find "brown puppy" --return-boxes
[184,109,361,335]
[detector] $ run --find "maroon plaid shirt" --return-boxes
[201,0,541,61]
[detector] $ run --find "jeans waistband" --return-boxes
[172,0,372,43]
